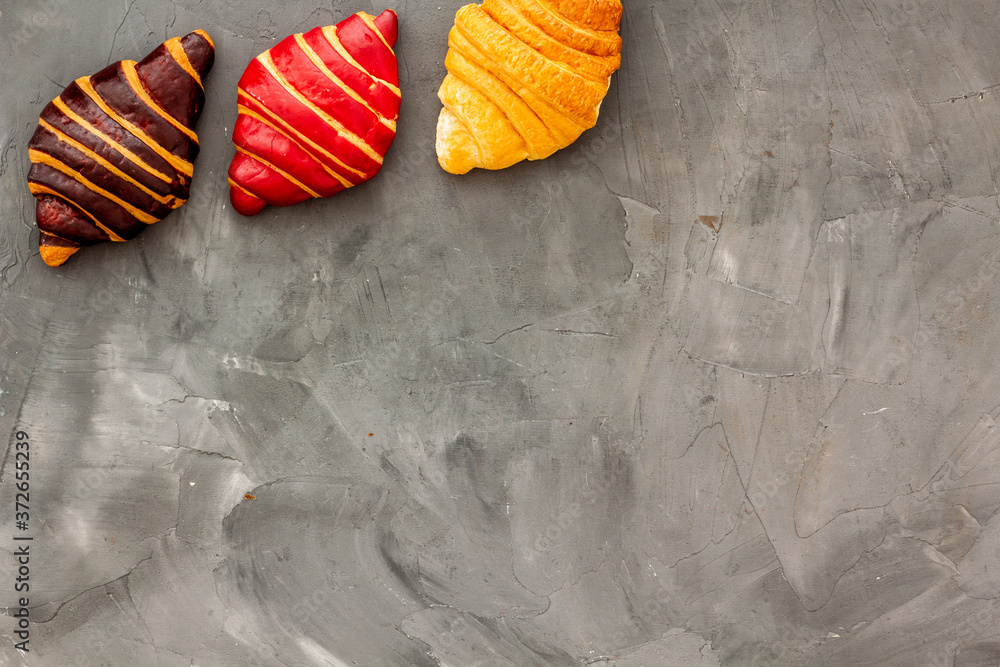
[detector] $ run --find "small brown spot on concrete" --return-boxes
[699,215,722,232]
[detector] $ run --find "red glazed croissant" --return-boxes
[27,31,215,267]
[228,10,401,216]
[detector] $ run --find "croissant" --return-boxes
[435,0,623,174]
[228,10,401,216]
[27,31,215,267]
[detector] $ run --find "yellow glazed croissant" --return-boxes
[435,0,623,174]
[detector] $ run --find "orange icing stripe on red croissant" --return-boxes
[321,25,401,97]
[235,103,356,189]
[254,52,384,165]
[228,10,400,216]
[293,34,396,132]
[234,146,322,199]
[236,95,365,183]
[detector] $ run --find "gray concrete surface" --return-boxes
[2,0,1000,664]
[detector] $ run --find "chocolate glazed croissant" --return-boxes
[27,31,215,267]
[436,0,622,174]
[228,10,400,216]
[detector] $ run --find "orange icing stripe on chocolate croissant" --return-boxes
[28,148,159,224]
[164,33,209,88]
[27,30,214,266]
[75,77,195,177]
[37,119,184,208]
[49,97,175,184]
[121,61,200,143]
[27,182,127,242]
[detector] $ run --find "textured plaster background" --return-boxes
[3,0,1000,665]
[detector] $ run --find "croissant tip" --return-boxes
[435,108,477,174]
[372,9,399,47]
[230,184,267,216]
[189,29,215,49]
[178,29,216,80]
[39,244,79,267]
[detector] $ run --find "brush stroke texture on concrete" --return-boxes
[2,0,1000,665]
